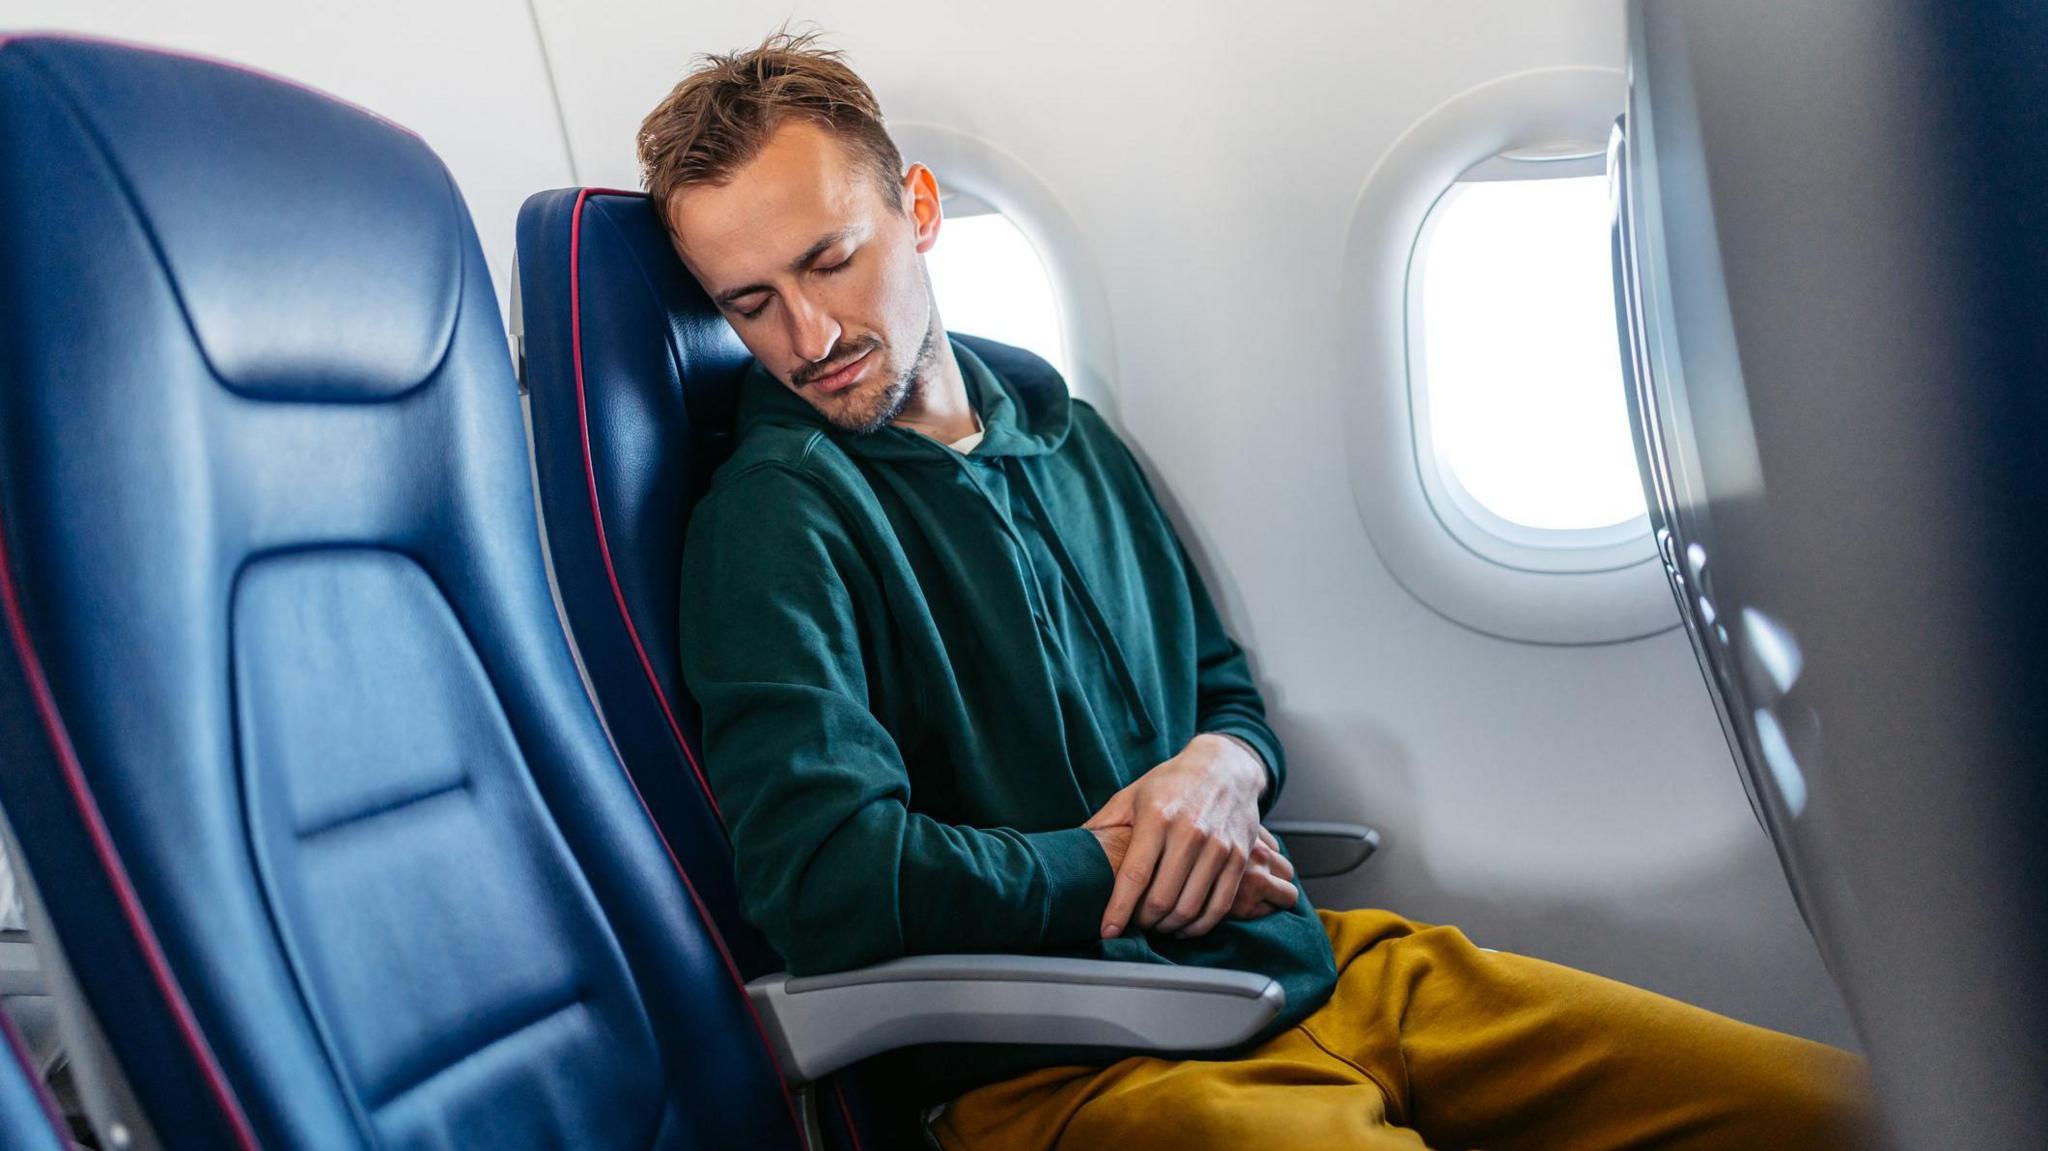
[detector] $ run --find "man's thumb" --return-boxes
[1082,785,1134,829]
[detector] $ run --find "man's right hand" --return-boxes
[1087,824,1299,937]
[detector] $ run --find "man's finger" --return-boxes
[1230,857,1275,918]
[1100,814,1165,938]
[1229,868,1296,918]
[1249,869,1299,911]
[1136,821,1204,931]
[1186,840,1249,937]
[1252,840,1296,883]
[1083,785,1134,831]
[1158,836,1231,935]
[1231,872,1271,919]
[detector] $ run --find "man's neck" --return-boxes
[888,340,979,444]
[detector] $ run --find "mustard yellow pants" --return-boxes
[933,908,1878,1150]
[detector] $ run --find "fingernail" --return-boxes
[1102,925,1119,938]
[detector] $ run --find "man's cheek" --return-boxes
[874,254,922,317]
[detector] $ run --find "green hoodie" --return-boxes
[678,335,1338,1105]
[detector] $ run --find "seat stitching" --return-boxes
[293,775,471,841]
[367,989,587,1110]
[569,191,724,827]
[0,980,69,1140]
[0,148,262,1145]
[563,188,807,1142]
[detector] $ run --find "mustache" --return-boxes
[792,336,882,387]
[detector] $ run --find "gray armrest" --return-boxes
[745,954,1285,1083]
[1268,820,1381,879]
[0,930,42,998]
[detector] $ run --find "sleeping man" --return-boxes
[654,29,1877,1151]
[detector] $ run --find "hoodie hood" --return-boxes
[734,334,1071,460]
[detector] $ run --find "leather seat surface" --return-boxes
[0,37,803,1150]
[517,189,776,980]
[0,1010,64,1151]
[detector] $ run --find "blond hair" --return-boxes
[636,28,904,218]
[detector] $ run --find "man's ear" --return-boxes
[903,163,943,254]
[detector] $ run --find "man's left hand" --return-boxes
[1084,733,1269,940]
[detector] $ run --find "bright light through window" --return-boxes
[926,211,1069,382]
[1418,174,1645,533]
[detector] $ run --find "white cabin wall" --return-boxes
[534,0,1851,1045]
[13,0,577,321]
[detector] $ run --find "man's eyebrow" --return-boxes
[713,229,856,307]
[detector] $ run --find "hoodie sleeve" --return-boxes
[679,462,1116,976]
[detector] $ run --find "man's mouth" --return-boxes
[807,347,873,394]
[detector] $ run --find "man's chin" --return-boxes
[806,372,908,435]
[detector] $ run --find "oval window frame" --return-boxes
[1340,66,1677,645]
[1409,169,1655,570]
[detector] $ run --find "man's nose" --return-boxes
[786,291,841,365]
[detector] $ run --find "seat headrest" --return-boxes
[2,37,460,401]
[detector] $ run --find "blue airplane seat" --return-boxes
[0,37,805,1149]
[0,1009,66,1151]
[1613,4,2048,1144]
[512,189,778,982]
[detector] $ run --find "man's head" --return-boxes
[637,30,945,434]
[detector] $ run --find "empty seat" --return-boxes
[0,36,804,1149]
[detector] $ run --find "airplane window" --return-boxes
[1413,171,1647,535]
[928,199,1070,383]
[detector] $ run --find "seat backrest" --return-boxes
[514,189,778,980]
[1616,5,2048,1145]
[0,37,803,1150]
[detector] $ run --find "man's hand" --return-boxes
[1088,822,1298,938]
[1233,827,1299,920]
[1082,733,1296,940]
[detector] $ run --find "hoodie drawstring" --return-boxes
[1002,457,1160,743]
